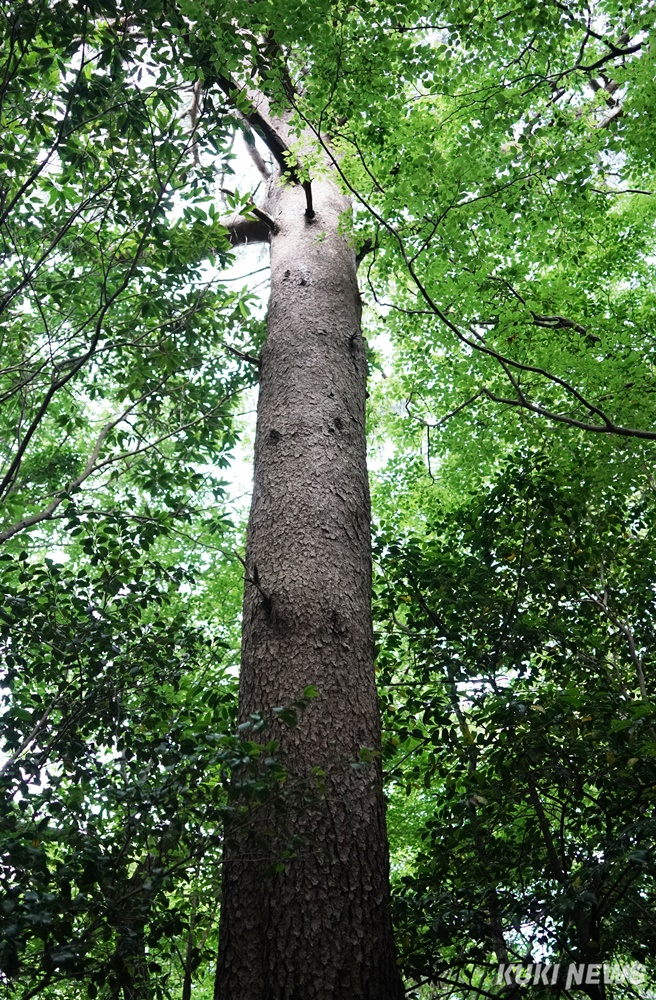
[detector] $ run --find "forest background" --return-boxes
[1,1,655,998]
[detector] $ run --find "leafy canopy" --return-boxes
[1,1,656,998]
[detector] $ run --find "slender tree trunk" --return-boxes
[216,176,404,999]
[109,920,149,1000]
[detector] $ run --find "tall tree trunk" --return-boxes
[216,176,404,999]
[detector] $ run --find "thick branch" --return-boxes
[218,74,316,226]
[598,105,623,129]
[217,75,300,180]
[221,214,274,246]
[303,180,315,219]
[242,125,272,179]
[532,312,595,339]
[218,74,321,235]
[355,237,374,267]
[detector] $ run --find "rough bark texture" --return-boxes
[216,177,404,1000]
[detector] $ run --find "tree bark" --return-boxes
[216,176,404,999]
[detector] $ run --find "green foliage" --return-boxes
[2,0,656,998]
[0,0,264,548]
[0,5,268,997]
[0,521,292,996]
[374,442,656,995]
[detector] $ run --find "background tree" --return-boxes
[0,4,276,998]
[375,442,656,998]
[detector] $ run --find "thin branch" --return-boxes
[186,79,203,165]
[581,587,649,702]
[532,313,599,343]
[0,132,199,499]
[0,400,131,542]
[481,388,656,440]
[0,383,244,543]
[224,344,260,367]
[0,700,57,778]
[590,187,652,196]
[526,771,568,884]
[414,391,484,431]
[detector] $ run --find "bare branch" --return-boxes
[581,586,649,701]
[217,75,301,181]
[532,312,600,343]
[241,125,272,179]
[189,79,202,165]
[416,391,484,430]
[220,214,274,245]
[303,180,315,220]
[224,344,260,367]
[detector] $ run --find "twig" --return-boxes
[225,344,260,367]
[233,550,272,612]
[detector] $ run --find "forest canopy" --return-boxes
[1,1,655,998]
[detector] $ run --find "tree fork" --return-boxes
[215,162,403,997]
